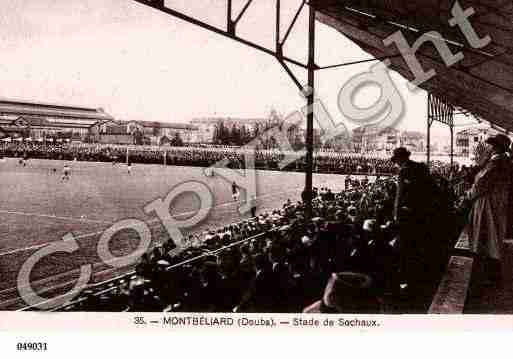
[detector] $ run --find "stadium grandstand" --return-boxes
[0,98,114,141]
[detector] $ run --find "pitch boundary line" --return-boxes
[0,209,112,225]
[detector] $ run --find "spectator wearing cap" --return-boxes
[198,261,224,311]
[239,244,256,284]
[267,243,294,311]
[390,147,440,292]
[346,205,358,224]
[236,253,274,312]
[466,135,513,283]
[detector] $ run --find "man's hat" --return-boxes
[347,205,357,216]
[322,272,380,313]
[486,134,511,152]
[362,219,377,232]
[156,260,170,267]
[390,147,411,163]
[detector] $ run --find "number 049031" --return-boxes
[16,342,48,351]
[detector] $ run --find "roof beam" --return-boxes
[132,0,308,69]
[316,53,403,70]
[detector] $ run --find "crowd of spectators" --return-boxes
[63,176,459,313]
[0,142,463,177]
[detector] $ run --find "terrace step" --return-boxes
[428,255,473,314]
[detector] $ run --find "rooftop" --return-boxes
[0,115,96,129]
[134,121,198,130]
[191,117,270,125]
[0,98,114,122]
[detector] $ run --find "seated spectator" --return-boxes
[236,253,274,312]
[268,243,294,311]
[197,261,224,312]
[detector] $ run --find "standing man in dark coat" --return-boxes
[492,134,513,240]
[467,135,513,283]
[391,147,439,292]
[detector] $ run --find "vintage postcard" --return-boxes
[1,0,513,356]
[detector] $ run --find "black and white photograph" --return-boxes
[1,2,513,346]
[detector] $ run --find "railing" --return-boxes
[19,228,277,312]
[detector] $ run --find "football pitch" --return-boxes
[0,158,346,310]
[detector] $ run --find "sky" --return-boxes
[0,0,462,140]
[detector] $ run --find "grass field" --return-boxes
[0,158,347,310]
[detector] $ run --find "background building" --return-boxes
[0,99,113,141]
[88,119,134,144]
[125,121,199,145]
[400,130,426,152]
[190,117,271,144]
[190,110,282,145]
[352,125,427,153]
[352,125,400,153]
[455,125,504,157]
[90,120,199,146]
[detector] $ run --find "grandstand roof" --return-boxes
[313,0,513,132]
[0,98,114,122]
[0,115,96,129]
[456,125,498,136]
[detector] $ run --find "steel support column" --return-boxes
[427,113,431,166]
[450,123,454,167]
[304,5,316,220]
